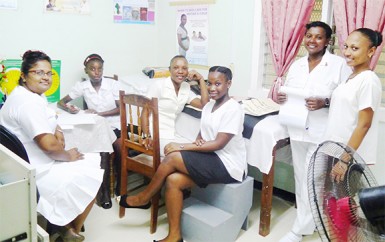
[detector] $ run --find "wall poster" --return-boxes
[176,5,208,65]
[44,0,91,14]
[0,59,61,104]
[113,0,155,24]
[0,0,17,10]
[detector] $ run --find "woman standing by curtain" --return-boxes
[277,21,352,242]
[326,28,383,182]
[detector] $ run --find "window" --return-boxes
[262,0,385,106]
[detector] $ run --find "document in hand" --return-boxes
[242,98,280,116]
[278,86,309,129]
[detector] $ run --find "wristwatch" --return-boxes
[324,98,330,108]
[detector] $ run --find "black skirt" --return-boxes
[181,151,238,188]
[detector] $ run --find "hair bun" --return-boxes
[374,31,383,47]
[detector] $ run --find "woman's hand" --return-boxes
[142,137,153,150]
[187,70,204,83]
[193,138,206,146]
[331,152,351,183]
[67,148,84,161]
[277,92,287,104]
[164,142,183,156]
[331,160,348,183]
[85,109,98,114]
[305,97,325,111]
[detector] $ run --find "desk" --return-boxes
[176,111,290,237]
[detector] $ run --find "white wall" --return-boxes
[0,1,159,95]
[1,0,383,185]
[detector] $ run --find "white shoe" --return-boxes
[279,231,303,242]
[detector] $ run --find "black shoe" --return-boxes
[117,194,151,209]
[153,238,183,242]
[96,187,112,209]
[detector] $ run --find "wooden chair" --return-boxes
[118,90,161,234]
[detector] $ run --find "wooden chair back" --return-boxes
[118,90,161,234]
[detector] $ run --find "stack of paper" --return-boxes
[242,98,280,116]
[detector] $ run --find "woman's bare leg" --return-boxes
[125,152,188,206]
[157,173,195,242]
[70,198,96,233]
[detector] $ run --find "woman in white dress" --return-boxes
[326,28,383,182]
[177,14,190,56]
[118,66,247,242]
[0,50,103,242]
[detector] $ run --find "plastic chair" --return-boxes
[118,90,161,234]
[0,124,29,162]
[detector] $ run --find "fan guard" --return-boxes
[307,141,385,242]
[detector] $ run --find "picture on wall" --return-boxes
[113,0,155,24]
[0,0,17,10]
[0,59,61,104]
[176,5,208,65]
[44,0,90,14]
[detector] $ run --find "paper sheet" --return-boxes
[57,112,97,126]
[242,98,280,116]
[278,86,309,129]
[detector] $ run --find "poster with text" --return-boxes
[0,0,17,10]
[176,5,208,65]
[113,0,155,24]
[44,0,91,15]
[0,59,61,104]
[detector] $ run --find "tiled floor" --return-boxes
[81,189,322,242]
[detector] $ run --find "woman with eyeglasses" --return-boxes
[0,50,103,242]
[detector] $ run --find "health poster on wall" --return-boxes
[44,0,91,14]
[0,0,17,10]
[0,59,61,103]
[176,5,208,65]
[113,0,155,24]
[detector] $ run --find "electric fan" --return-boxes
[308,141,385,242]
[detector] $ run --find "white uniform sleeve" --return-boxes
[68,81,84,100]
[358,76,381,112]
[18,102,53,140]
[112,80,121,101]
[187,90,198,103]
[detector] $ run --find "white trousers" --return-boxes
[290,140,317,235]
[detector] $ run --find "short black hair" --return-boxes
[169,55,187,68]
[305,21,332,39]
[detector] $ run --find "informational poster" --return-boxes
[0,59,61,103]
[113,0,155,24]
[0,0,17,9]
[176,5,208,65]
[44,0,91,15]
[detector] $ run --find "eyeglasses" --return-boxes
[28,70,54,77]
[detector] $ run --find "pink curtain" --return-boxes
[333,0,385,68]
[263,0,315,102]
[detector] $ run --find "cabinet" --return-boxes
[0,144,44,242]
